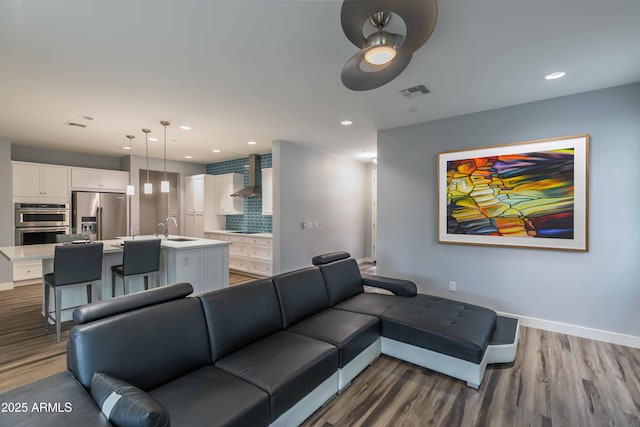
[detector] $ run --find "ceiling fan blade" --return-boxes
[341,0,438,55]
[341,50,412,91]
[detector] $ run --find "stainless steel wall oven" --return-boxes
[14,203,70,245]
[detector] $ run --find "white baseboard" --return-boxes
[357,258,374,264]
[0,282,14,291]
[498,311,640,349]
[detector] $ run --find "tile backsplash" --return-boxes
[206,153,272,233]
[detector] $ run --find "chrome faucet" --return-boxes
[164,216,178,239]
[156,223,166,238]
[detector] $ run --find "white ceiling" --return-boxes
[0,0,638,164]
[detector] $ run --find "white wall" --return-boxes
[273,140,369,273]
[0,138,12,286]
[377,83,640,337]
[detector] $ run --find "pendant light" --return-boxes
[142,128,152,194]
[160,120,170,193]
[125,135,136,196]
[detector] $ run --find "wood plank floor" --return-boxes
[0,272,255,393]
[1,264,639,427]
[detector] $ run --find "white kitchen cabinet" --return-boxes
[261,167,273,216]
[186,175,205,212]
[185,175,223,237]
[162,245,230,295]
[12,162,70,200]
[186,211,205,238]
[71,168,128,192]
[12,260,42,283]
[214,173,244,215]
[225,233,272,276]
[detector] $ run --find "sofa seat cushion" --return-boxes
[382,295,497,364]
[149,366,269,427]
[333,293,405,317]
[287,308,380,367]
[215,331,338,422]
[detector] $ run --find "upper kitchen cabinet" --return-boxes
[12,162,70,201]
[71,168,128,192]
[186,174,206,213]
[214,173,244,215]
[261,168,273,216]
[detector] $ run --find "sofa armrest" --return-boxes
[90,373,170,427]
[0,371,112,427]
[361,274,417,297]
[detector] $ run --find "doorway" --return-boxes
[371,169,377,262]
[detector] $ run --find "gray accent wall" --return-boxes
[127,155,205,236]
[273,140,369,274]
[12,144,124,170]
[0,139,12,285]
[378,83,640,337]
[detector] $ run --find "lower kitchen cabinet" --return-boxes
[12,260,42,283]
[205,232,272,277]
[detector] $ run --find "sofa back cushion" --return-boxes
[199,279,283,360]
[68,297,211,391]
[272,267,330,327]
[318,258,364,306]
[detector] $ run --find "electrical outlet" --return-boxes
[313,220,319,228]
[448,281,456,292]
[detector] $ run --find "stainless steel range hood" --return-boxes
[231,154,262,198]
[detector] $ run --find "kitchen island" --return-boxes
[0,235,230,322]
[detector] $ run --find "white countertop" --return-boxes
[0,236,230,262]
[204,230,273,238]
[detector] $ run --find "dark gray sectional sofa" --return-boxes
[1,251,518,427]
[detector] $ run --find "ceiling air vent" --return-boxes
[64,121,87,128]
[400,84,430,98]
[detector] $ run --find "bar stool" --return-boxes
[44,242,104,342]
[111,239,161,297]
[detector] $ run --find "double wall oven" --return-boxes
[15,203,70,245]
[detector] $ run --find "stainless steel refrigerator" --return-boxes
[72,192,127,240]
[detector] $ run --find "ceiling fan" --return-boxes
[340,0,438,91]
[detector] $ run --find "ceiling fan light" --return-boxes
[364,45,396,65]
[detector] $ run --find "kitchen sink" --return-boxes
[166,237,195,242]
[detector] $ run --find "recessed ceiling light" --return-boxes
[123,146,132,150]
[179,125,191,130]
[341,120,353,126]
[184,155,193,159]
[148,137,158,142]
[212,149,221,153]
[544,71,566,80]
[248,141,257,145]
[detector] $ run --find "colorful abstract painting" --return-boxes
[438,135,589,251]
